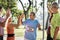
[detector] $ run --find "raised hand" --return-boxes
[6,8,11,18]
[20,13,25,20]
[47,5,53,14]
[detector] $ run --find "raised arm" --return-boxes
[8,13,25,28]
[7,16,20,28]
[0,8,11,27]
[19,13,25,25]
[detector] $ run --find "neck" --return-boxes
[30,19,34,20]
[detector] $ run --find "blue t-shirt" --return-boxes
[23,19,39,40]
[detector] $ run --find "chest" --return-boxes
[26,20,38,28]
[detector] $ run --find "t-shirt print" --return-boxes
[26,25,34,32]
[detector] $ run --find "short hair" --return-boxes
[0,6,2,10]
[52,2,58,8]
[30,12,35,16]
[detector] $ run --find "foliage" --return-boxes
[48,0,56,3]
[0,0,22,17]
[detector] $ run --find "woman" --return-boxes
[5,8,20,40]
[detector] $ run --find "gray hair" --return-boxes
[52,2,58,8]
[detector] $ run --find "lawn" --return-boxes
[4,26,47,40]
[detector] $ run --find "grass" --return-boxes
[4,26,47,40]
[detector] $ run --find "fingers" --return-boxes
[21,13,25,18]
[6,8,11,17]
[47,6,54,14]
[18,13,25,20]
[6,8,11,14]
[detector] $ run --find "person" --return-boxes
[47,3,54,40]
[5,8,20,40]
[20,12,41,40]
[0,6,9,40]
[47,2,60,40]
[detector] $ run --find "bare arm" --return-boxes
[37,23,41,30]
[0,8,11,27]
[19,13,25,25]
[7,16,20,28]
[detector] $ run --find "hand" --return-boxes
[38,28,41,30]
[47,5,54,14]
[6,8,11,18]
[22,13,25,17]
[21,13,25,19]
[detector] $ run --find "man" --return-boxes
[5,8,20,40]
[0,6,9,40]
[48,2,60,40]
[20,12,41,40]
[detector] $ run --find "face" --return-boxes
[51,6,58,13]
[30,13,35,20]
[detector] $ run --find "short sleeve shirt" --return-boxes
[51,13,60,39]
[23,19,39,40]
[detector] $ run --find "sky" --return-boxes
[16,0,58,26]
[17,0,43,10]
[16,0,45,26]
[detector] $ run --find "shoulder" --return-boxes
[34,19,39,23]
[34,19,38,21]
[26,19,30,21]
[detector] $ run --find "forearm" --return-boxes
[38,24,41,30]
[3,16,9,23]
[9,23,18,27]
[18,16,23,25]
[19,19,23,25]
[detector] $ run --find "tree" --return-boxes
[48,0,56,3]
[19,0,31,19]
[0,0,23,16]
[0,0,17,9]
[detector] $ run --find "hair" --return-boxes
[0,6,2,10]
[52,2,58,8]
[30,12,35,16]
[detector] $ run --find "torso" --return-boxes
[24,19,38,40]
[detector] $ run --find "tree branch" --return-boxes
[19,0,25,12]
[19,0,31,12]
[27,0,31,12]
[19,0,31,19]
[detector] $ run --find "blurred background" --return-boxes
[0,0,59,40]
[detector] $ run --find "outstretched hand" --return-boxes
[6,8,11,18]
